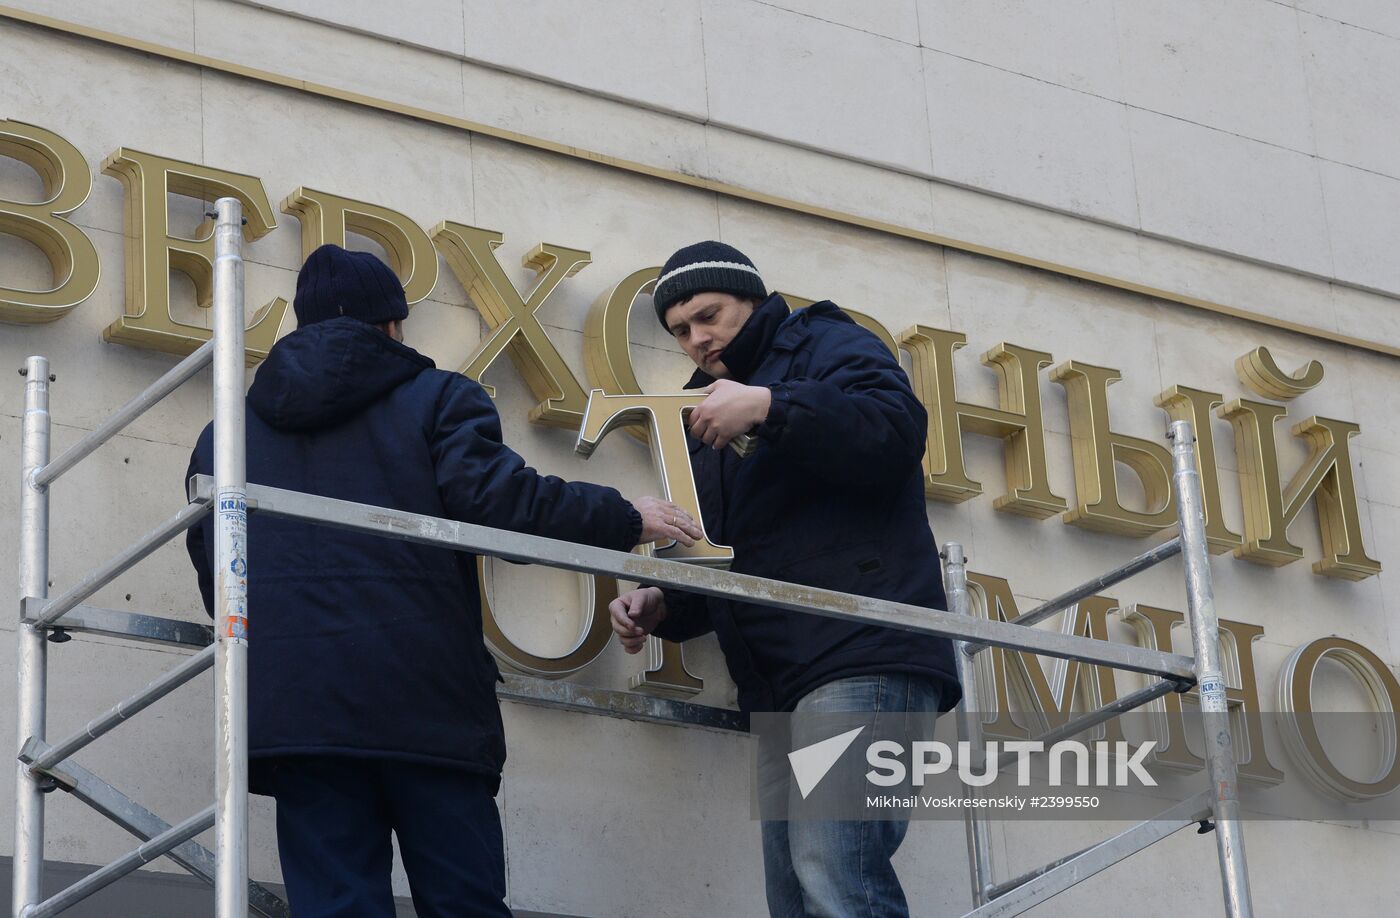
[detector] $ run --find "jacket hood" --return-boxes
[248,316,435,431]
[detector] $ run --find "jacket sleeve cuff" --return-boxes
[755,382,791,440]
[622,500,644,549]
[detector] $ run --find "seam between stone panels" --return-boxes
[744,0,922,47]
[1,6,1398,361]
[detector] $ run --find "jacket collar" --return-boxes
[684,293,804,389]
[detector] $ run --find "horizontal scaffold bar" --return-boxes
[18,739,289,918]
[20,599,214,649]
[191,476,1197,683]
[965,536,1182,656]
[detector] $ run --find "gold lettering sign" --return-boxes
[101,149,288,361]
[1235,346,1324,400]
[433,222,591,428]
[1154,385,1243,554]
[0,120,99,323]
[967,573,1125,746]
[575,390,734,567]
[1052,360,1175,537]
[479,556,617,678]
[899,326,1066,517]
[1122,604,1284,784]
[1278,637,1400,800]
[282,187,438,305]
[624,544,703,697]
[1219,399,1381,579]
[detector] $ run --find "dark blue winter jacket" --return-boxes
[653,295,961,714]
[186,317,641,793]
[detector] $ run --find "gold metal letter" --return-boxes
[1235,347,1324,400]
[0,120,99,323]
[479,556,617,677]
[1052,361,1175,536]
[1219,399,1380,579]
[283,187,438,305]
[433,222,591,427]
[899,326,1066,517]
[1122,604,1284,784]
[1154,385,1243,554]
[576,390,735,566]
[1278,636,1400,800]
[101,149,287,360]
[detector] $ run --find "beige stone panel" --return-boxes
[1341,349,1400,458]
[1358,447,1400,508]
[39,424,210,625]
[466,134,719,336]
[3,0,197,51]
[1134,231,1343,336]
[460,0,709,120]
[1114,0,1315,153]
[888,819,977,915]
[715,196,951,335]
[0,21,205,238]
[1366,502,1400,661]
[1319,161,1400,295]
[702,0,934,175]
[231,0,468,57]
[1301,13,1400,179]
[924,50,1139,226]
[916,0,1123,97]
[198,70,475,277]
[944,249,1165,437]
[194,0,466,119]
[1296,0,1400,39]
[458,57,711,180]
[498,703,764,916]
[703,126,938,238]
[926,180,1145,292]
[759,0,920,44]
[1225,818,1400,916]
[1129,107,1334,279]
[1332,285,1400,357]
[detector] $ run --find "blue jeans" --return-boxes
[761,674,943,918]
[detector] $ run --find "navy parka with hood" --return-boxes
[653,294,961,714]
[186,317,641,793]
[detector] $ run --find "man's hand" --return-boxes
[688,379,772,449]
[632,496,704,546]
[609,586,667,653]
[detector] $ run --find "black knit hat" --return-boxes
[292,244,410,329]
[653,240,767,328]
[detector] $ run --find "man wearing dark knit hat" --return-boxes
[185,243,701,917]
[610,240,960,917]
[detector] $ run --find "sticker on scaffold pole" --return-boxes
[217,492,249,642]
[1198,672,1227,707]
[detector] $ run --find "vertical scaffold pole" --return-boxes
[1168,419,1253,917]
[943,542,994,907]
[13,355,52,917]
[212,197,250,918]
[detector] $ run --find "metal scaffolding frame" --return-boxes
[11,196,1252,916]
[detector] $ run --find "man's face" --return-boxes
[664,292,755,379]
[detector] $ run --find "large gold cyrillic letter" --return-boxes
[1219,400,1380,579]
[575,390,735,566]
[1122,604,1283,784]
[899,327,1065,517]
[433,222,591,428]
[1052,360,1175,536]
[1154,385,1243,554]
[102,149,287,360]
[282,187,438,305]
[966,573,1125,745]
[0,120,99,323]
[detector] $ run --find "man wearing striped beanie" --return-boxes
[614,240,960,917]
